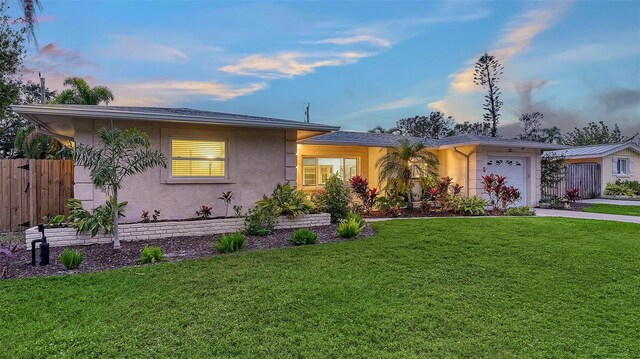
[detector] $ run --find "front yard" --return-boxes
[1,218,638,357]
[582,203,640,217]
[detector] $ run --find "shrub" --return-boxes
[139,245,165,264]
[244,207,278,236]
[196,205,212,220]
[323,175,352,223]
[59,248,85,270]
[257,182,313,217]
[1,234,22,279]
[565,188,580,204]
[233,205,244,217]
[482,174,521,211]
[505,206,536,216]
[349,176,379,214]
[375,194,406,217]
[347,212,366,229]
[428,176,463,211]
[142,209,161,223]
[606,181,640,196]
[215,232,246,253]
[337,217,364,239]
[67,198,127,237]
[618,180,640,195]
[289,228,318,245]
[219,191,234,217]
[44,214,66,227]
[451,196,488,216]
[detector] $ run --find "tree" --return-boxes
[473,52,503,137]
[368,125,400,134]
[55,77,114,105]
[13,124,70,159]
[16,0,40,43]
[0,1,26,158]
[74,127,166,249]
[540,155,566,200]
[563,121,638,146]
[395,112,456,138]
[540,126,563,144]
[452,121,491,136]
[515,112,544,141]
[376,139,438,209]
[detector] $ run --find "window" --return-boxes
[171,138,227,178]
[302,157,358,186]
[615,158,629,175]
[410,159,432,178]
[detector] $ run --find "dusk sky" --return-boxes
[17,1,640,136]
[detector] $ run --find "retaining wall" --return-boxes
[26,213,331,248]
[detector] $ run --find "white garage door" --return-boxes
[486,156,527,207]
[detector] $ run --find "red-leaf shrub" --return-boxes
[349,176,379,214]
[566,188,580,203]
[482,174,521,211]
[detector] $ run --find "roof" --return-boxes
[298,131,439,147]
[11,104,340,132]
[299,131,568,150]
[544,142,640,159]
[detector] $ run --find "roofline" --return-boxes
[437,141,569,150]
[543,143,640,159]
[11,105,341,132]
[298,139,437,148]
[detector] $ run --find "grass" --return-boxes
[1,218,639,357]
[583,203,640,217]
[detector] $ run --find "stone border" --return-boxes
[25,213,331,248]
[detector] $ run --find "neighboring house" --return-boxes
[12,105,564,220]
[544,142,640,196]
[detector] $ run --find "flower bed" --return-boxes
[25,213,331,249]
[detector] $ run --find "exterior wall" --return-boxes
[73,118,289,222]
[602,150,638,193]
[472,145,542,206]
[25,213,331,248]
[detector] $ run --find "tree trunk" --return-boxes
[405,177,413,209]
[112,189,121,249]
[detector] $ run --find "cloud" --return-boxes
[110,80,268,106]
[598,89,640,114]
[105,35,188,62]
[428,2,570,124]
[366,96,425,112]
[303,35,392,48]
[219,51,373,79]
[21,43,97,87]
[548,42,640,63]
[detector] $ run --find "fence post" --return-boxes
[29,159,37,227]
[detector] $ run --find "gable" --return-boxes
[611,148,640,157]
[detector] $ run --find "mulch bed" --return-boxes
[3,224,375,280]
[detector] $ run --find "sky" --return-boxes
[16,0,640,136]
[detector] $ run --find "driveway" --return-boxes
[582,198,640,206]
[536,209,640,224]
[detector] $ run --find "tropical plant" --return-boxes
[376,193,407,217]
[349,175,379,214]
[215,232,246,253]
[337,217,364,239]
[73,127,166,248]
[482,174,521,211]
[604,183,636,197]
[54,77,114,105]
[13,124,70,159]
[451,196,488,216]
[428,176,463,211]
[505,206,536,216]
[66,198,126,237]
[141,209,160,223]
[233,205,244,217]
[418,174,439,201]
[565,188,580,204]
[0,233,21,279]
[218,191,234,217]
[244,207,278,236]
[139,245,165,264]
[196,205,213,220]
[346,212,366,229]
[376,139,438,208]
[289,228,318,245]
[257,182,312,217]
[59,248,84,270]
[474,52,503,137]
[322,174,351,223]
[44,214,65,227]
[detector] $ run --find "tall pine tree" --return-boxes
[473,52,503,137]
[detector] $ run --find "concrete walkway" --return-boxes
[536,209,640,224]
[582,198,640,206]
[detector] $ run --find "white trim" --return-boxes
[160,128,236,184]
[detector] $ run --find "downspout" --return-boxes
[453,147,475,197]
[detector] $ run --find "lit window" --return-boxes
[410,159,431,178]
[302,157,359,186]
[171,139,226,177]
[616,158,629,175]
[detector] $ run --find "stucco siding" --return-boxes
[602,151,638,189]
[74,118,288,222]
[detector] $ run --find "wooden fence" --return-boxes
[0,159,74,232]
[544,163,601,199]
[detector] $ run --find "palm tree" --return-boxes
[541,126,563,144]
[17,0,40,43]
[55,77,114,105]
[14,124,69,159]
[74,127,166,249]
[376,139,438,208]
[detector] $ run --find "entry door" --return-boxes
[485,156,527,207]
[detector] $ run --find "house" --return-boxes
[12,105,564,220]
[544,142,640,196]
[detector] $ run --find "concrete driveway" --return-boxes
[582,198,640,206]
[536,209,640,224]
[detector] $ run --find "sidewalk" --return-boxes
[535,209,640,224]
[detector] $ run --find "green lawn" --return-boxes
[583,203,640,217]
[1,218,639,357]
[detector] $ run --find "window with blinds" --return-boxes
[171,139,226,177]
